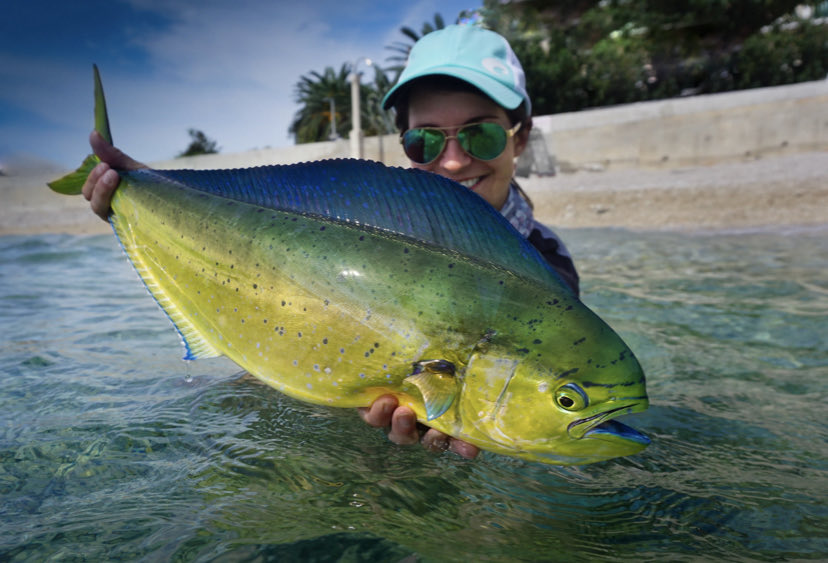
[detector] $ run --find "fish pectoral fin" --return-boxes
[404,360,458,421]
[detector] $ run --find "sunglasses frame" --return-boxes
[400,121,522,165]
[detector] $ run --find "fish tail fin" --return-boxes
[48,64,112,195]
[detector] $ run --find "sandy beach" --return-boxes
[1,151,826,236]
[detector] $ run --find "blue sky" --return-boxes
[1,0,481,171]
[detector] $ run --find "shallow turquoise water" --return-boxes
[1,228,826,561]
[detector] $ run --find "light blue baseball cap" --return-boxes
[382,24,531,114]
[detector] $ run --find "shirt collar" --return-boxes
[499,183,535,238]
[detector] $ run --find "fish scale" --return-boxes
[48,66,650,464]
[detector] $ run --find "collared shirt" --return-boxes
[500,183,580,296]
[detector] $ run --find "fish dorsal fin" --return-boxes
[148,160,571,292]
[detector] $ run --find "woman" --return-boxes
[82,24,579,460]
[359,25,579,457]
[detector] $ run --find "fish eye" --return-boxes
[555,383,588,411]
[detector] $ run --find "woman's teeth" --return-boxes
[458,177,480,189]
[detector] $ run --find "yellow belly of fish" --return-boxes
[110,181,504,413]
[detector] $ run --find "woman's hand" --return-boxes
[82,130,146,220]
[358,395,480,459]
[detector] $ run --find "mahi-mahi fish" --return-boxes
[49,66,649,465]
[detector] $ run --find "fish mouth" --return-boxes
[583,419,650,446]
[568,402,649,445]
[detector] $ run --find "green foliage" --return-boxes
[177,129,219,157]
[289,64,352,144]
[481,0,826,114]
[290,63,394,144]
[385,13,450,82]
[733,20,828,88]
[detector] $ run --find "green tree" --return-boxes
[289,64,351,144]
[177,129,219,157]
[480,0,823,113]
[384,13,448,81]
[290,63,394,144]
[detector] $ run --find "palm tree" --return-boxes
[289,64,351,143]
[384,13,448,81]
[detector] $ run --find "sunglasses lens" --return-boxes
[461,123,507,161]
[402,129,445,164]
[402,122,511,164]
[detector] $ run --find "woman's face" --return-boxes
[405,86,529,210]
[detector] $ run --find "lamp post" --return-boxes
[324,97,339,141]
[349,57,372,159]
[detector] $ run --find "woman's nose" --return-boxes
[435,137,471,172]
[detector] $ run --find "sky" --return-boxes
[1,0,482,171]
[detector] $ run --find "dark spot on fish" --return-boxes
[547,299,559,306]
[574,337,586,346]
[281,300,286,306]
[516,347,529,354]
[320,226,326,231]
[359,236,365,241]
[556,368,579,379]
[404,248,409,254]
[565,305,573,311]
[298,332,302,338]
[322,338,328,345]
[448,263,454,268]
[533,339,542,345]
[257,208,264,213]
[374,343,380,348]
[253,284,258,289]
[263,319,267,324]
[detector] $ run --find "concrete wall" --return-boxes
[153,79,828,171]
[535,79,828,170]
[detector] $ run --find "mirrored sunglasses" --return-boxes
[400,121,522,165]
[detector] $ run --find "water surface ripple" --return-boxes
[1,229,825,561]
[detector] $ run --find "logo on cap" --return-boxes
[482,57,511,78]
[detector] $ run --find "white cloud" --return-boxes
[2,0,480,169]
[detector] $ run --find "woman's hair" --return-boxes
[392,75,530,133]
